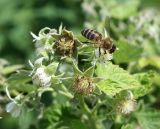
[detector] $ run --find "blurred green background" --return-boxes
[0,0,160,129]
[0,0,84,64]
[0,0,160,64]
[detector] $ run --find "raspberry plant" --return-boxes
[3,24,157,129]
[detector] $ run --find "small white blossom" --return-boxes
[6,101,21,117]
[32,67,51,87]
[95,48,113,63]
[118,99,136,114]
[117,91,136,114]
[5,86,22,117]
[31,27,56,56]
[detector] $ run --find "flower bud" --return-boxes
[32,67,51,87]
[53,30,76,57]
[74,76,95,94]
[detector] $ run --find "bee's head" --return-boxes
[109,44,116,54]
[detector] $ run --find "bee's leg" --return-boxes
[99,47,101,57]
[82,41,91,44]
[70,49,73,57]
[104,49,107,54]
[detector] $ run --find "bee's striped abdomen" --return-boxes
[81,29,102,41]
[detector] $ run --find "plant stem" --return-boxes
[78,95,90,114]
[91,99,101,115]
[78,95,99,129]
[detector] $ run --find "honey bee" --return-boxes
[81,29,116,54]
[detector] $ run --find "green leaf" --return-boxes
[56,61,75,88]
[18,107,34,129]
[133,72,154,98]
[62,29,74,39]
[7,70,36,92]
[46,62,59,75]
[138,56,160,69]
[96,63,140,96]
[34,57,46,67]
[65,119,88,129]
[84,66,95,77]
[8,70,31,84]
[136,110,160,129]
[57,61,74,76]
[72,61,83,75]
[1,65,24,75]
[78,44,95,55]
[114,39,143,63]
[153,72,160,86]
[121,124,134,129]
[94,86,102,95]
[10,83,36,93]
[55,106,88,129]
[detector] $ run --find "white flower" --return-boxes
[95,48,113,63]
[5,85,22,117]
[118,99,136,114]
[31,27,57,56]
[32,67,51,87]
[117,91,136,114]
[6,101,21,117]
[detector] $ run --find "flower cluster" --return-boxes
[29,25,117,89]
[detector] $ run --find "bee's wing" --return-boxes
[104,17,111,38]
[104,29,109,38]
